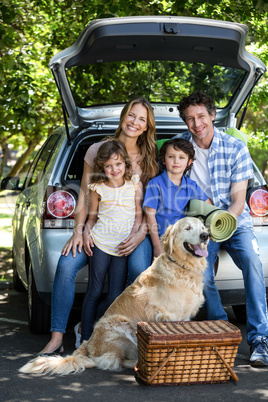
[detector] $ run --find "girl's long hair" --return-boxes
[90,140,132,184]
[114,96,158,185]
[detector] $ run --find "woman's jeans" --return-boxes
[127,235,152,285]
[51,248,88,334]
[204,226,268,345]
[81,245,128,341]
[50,236,152,334]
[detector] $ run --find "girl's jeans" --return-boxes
[81,244,128,341]
[50,236,152,334]
[204,226,268,345]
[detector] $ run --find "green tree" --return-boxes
[1,0,267,179]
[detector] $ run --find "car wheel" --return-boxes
[12,252,26,292]
[28,262,50,334]
[232,305,247,324]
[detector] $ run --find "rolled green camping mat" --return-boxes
[186,199,237,242]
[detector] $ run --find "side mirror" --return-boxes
[1,176,21,190]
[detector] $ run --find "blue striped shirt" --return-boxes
[179,127,254,228]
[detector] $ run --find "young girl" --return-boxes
[80,140,143,341]
[144,138,212,257]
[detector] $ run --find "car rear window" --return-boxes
[66,141,91,181]
[65,134,108,182]
[67,60,246,109]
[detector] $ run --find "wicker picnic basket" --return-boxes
[135,320,242,386]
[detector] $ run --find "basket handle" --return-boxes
[136,348,177,384]
[213,347,239,382]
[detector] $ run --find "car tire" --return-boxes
[28,262,50,334]
[232,305,247,324]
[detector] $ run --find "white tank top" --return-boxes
[88,175,140,256]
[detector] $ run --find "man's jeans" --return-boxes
[51,236,152,333]
[204,226,268,345]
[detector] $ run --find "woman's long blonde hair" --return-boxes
[114,97,158,185]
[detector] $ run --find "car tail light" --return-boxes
[42,186,77,228]
[248,186,268,226]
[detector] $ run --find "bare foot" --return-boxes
[39,332,64,354]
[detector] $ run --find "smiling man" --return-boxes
[176,90,268,367]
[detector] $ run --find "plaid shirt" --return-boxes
[180,127,254,228]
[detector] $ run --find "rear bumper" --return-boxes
[30,229,88,305]
[33,226,268,307]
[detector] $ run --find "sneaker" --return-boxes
[250,336,268,366]
[74,322,82,349]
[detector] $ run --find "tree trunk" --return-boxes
[0,144,7,180]
[6,137,41,177]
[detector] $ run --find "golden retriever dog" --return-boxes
[19,217,209,375]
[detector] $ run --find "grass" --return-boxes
[1,225,12,233]
[0,211,13,283]
[0,213,13,219]
[0,247,13,282]
[0,190,17,283]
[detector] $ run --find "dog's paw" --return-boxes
[122,359,137,369]
[154,311,172,321]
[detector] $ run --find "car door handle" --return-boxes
[15,202,22,210]
[25,200,31,208]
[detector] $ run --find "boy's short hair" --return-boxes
[177,91,216,122]
[159,138,195,173]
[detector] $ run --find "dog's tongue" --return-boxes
[192,244,208,257]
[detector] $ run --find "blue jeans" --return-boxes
[81,245,128,341]
[51,249,87,333]
[127,235,153,285]
[204,226,268,345]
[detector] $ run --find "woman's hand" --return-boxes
[61,232,83,257]
[117,230,145,256]
[61,161,93,258]
[83,231,95,257]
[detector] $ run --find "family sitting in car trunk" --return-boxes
[38,92,268,367]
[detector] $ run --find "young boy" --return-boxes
[143,138,211,257]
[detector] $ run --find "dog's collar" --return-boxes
[167,255,186,270]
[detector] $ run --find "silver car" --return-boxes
[2,16,268,333]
